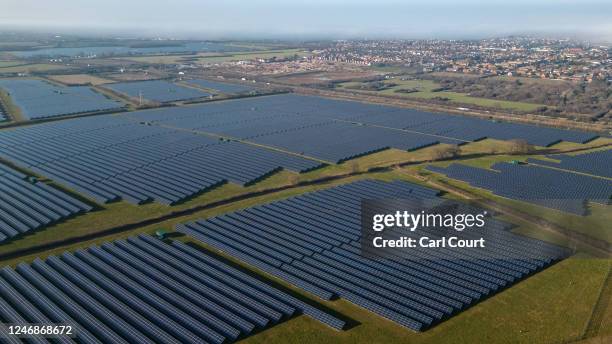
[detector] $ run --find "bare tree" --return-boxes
[508,139,534,154]
[288,174,300,186]
[431,144,462,161]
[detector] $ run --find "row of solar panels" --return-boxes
[527,149,612,179]
[0,79,124,120]
[0,163,92,243]
[0,235,344,343]
[0,115,324,205]
[102,80,211,103]
[178,179,569,331]
[426,162,612,215]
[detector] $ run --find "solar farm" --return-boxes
[0,79,124,120]
[103,80,211,103]
[184,79,256,94]
[124,94,598,163]
[0,83,609,343]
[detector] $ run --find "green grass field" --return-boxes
[0,63,74,73]
[337,79,546,112]
[195,48,310,64]
[0,61,28,68]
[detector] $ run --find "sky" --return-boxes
[1,0,611,41]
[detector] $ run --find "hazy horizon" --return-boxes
[1,0,611,42]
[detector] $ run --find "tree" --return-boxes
[508,139,534,154]
[431,144,462,161]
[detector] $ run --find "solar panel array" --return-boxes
[185,79,255,94]
[0,115,324,205]
[0,235,344,343]
[126,96,462,163]
[0,162,92,243]
[179,179,568,331]
[249,122,455,163]
[126,94,599,163]
[104,80,211,103]
[0,79,123,120]
[527,149,612,178]
[277,95,598,146]
[427,163,612,215]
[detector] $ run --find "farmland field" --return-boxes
[0,61,28,68]
[194,49,311,64]
[337,79,546,112]
[0,63,74,73]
